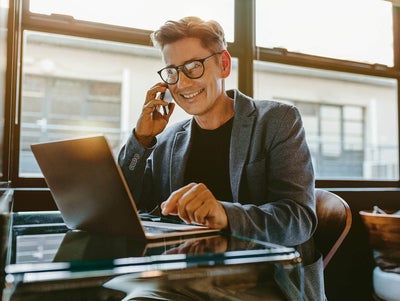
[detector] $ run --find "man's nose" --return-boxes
[176,69,192,88]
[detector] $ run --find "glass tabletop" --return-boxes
[6,211,300,271]
[3,211,305,301]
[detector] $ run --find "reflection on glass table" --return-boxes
[2,211,325,301]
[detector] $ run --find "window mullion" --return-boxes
[393,6,400,70]
[234,0,254,96]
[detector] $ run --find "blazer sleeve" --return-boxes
[222,104,316,246]
[118,132,158,212]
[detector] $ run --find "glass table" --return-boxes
[1,210,313,301]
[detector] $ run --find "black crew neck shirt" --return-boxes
[184,118,234,202]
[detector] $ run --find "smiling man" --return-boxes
[118,16,316,246]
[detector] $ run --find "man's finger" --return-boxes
[161,183,197,215]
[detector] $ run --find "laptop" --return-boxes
[30,135,218,240]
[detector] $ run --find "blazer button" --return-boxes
[128,154,140,170]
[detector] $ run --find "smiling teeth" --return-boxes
[182,89,203,99]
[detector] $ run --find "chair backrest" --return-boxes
[314,188,352,268]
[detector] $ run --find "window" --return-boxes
[301,103,367,179]
[29,0,235,42]
[5,0,400,186]
[254,61,398,180]
[253,0,400,182]
[255,0,394,66]
[20,74,123,176]
[18,23,238,178]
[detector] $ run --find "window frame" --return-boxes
[5,0,400,188]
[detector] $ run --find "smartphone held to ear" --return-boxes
[158,89,173,115]
[160,89,173,102]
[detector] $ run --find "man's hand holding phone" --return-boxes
[134,84,175,147]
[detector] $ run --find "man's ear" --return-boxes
[220,50,231,78]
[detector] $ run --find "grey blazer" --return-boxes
[119,89,316,246]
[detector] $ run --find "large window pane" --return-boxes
[20,31,238,176]
[254,61,398,180]
[29,0,235,42]
[256,0,394,66]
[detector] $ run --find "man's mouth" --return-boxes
[181,88,204,99]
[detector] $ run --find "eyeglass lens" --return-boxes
[159,60,204,84]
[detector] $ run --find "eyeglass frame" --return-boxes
[157,51,224,85]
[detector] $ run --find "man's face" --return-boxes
[162,37,225,117]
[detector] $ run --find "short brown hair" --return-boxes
[150,16,227,53]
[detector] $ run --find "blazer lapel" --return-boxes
[170,121,192,191]
[229,90,256,202]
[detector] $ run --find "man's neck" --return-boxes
[194,96,234,130]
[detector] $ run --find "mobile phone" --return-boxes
[159,89,173,115]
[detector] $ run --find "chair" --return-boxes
[314,188,352,268]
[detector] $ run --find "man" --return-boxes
[118,16,316,246]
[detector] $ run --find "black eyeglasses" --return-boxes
[157,51,223,85]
